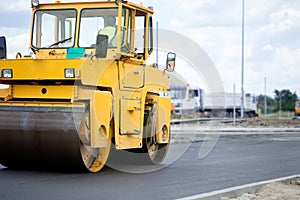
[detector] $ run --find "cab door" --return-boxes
[184,89,198,111]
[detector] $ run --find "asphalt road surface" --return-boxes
[1,131,300,200]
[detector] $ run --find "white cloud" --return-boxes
[170,19,184,29]
[0,27,29,58]
[245,47,300,96]
[262,44,274,51]
[245,0,281,25]
[273,47,300,67]
[2,0,30,11]
[172,0,217,11]
[259,6,300,34]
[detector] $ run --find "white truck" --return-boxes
[170,86,257,117]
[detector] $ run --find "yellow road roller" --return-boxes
[0,0,175,172]
[295,101,300,118]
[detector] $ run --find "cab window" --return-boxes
[79,8,117,48]
[32,9,76,48]
[121,8,132,54]
[134,14,145,57]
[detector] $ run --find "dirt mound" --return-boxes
[238,118,300,128]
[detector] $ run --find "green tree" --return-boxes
[273,89,298,112]
[256,94,275,113]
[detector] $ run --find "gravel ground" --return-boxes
[173,114,300,128]
[221,180,300,200]
[237,118,300,128]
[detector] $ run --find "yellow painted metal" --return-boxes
[0,100,85,109]
[78,54,169,149]
[0,86,11,101]
[296,108,300,115]
[295,101,300,116]
[112,59,169,149]
[80,58,119,87]
[119,61,144,89]
[37,1,118,10]
[120,98,141,135]
[144,12,152,60]
[114,90,143,149]
[156,96,171,144]
[0,59,81,80]
[9,85,74,100]
[74,87,112,148]
[90,91,112,148]
[126,2,154,14]
[144,65,169,93]
[117,2,123,54]
[36,50,67,59]
[130,9,136,55]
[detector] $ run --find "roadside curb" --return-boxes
[207,127,300,132]
[177,174,300,200]
[171,126,300,133]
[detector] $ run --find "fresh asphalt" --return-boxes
[1,128,300,200]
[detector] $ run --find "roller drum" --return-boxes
[0,106,87,171]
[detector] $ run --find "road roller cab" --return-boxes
[0,0,175,172]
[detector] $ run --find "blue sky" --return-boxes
[1,0,300,97]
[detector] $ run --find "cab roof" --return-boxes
[36,0,154,15]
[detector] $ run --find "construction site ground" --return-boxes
[200,117,300,200]
[220,177,300,200]
[233,117,300,128]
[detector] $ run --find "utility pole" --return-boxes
[241,0,245,118]
[279,91,282,119]
[156,21,159,65]
[264,77,267,115]
[233,84,236,125]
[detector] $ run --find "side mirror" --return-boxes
[0,36,7,59]
[165,52,176,72]
[95,34,108,58]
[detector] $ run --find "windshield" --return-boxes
[169,87,187,100]
[32,9,76,48]
[79,8,118,48]
[78,7,132,53]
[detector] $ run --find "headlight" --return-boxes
[2,69,13,78]
[64,68,75,78]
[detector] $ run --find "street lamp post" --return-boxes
[279,91,282,119]
[241,0,245,118]
[264,77,267,115]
